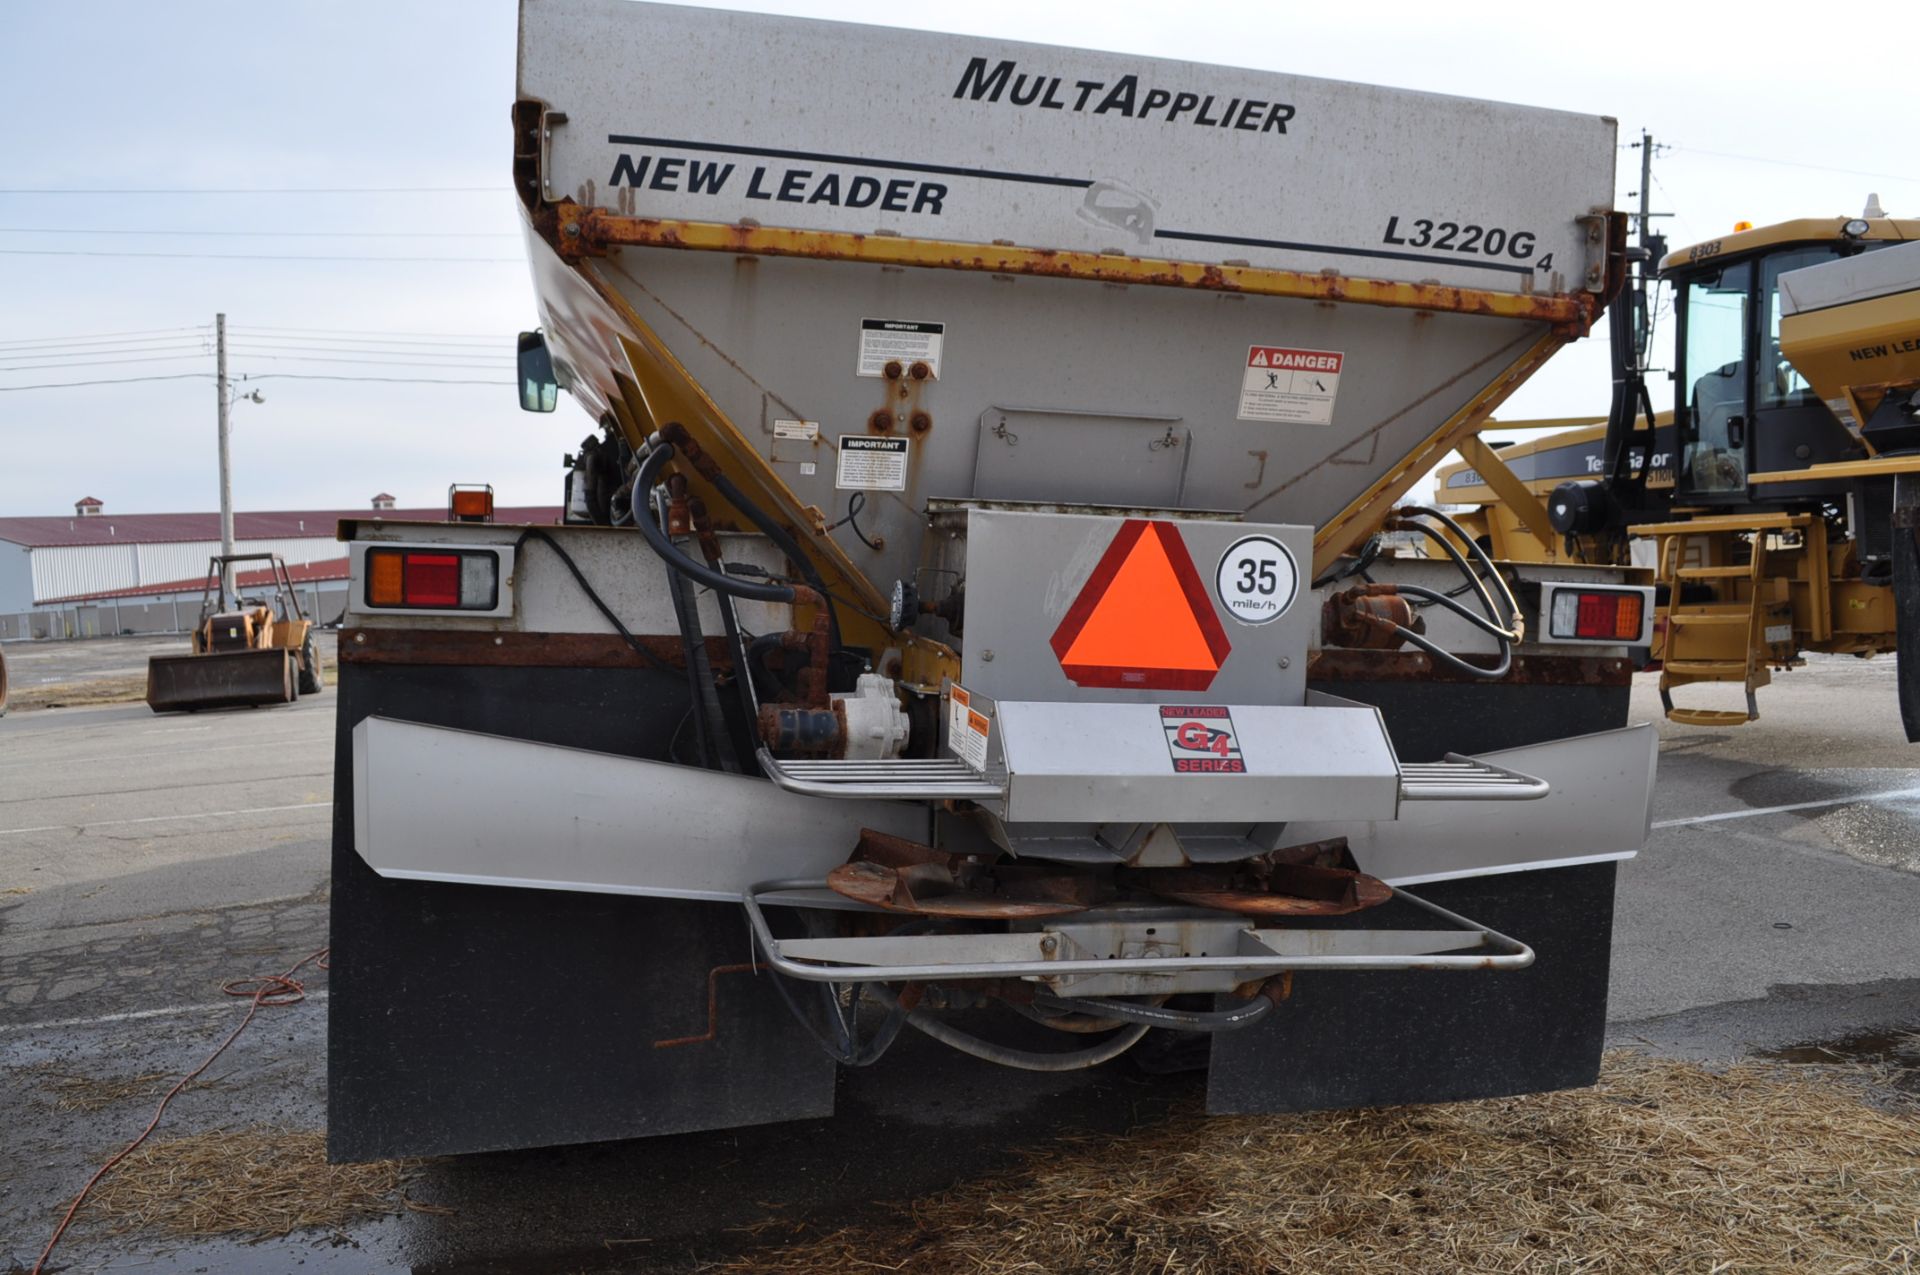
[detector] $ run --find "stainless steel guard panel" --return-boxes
[351,717,929,900]
[990,700,1401,824]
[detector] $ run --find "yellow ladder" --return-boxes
[1641,512,1810,727]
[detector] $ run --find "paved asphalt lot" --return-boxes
[1,641,1916,1271]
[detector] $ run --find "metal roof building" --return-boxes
[0,496,559,619]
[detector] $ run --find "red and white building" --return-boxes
[0,495,558,638]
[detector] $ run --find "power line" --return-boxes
[235,324,515,339]
[0,353,212,372]
[229,337,508,355]
[239,373,514,385]
[1673,145,1918,187]
[226,353,513,370]
[0,325,208,349]
[0,185,508,195]
[229,333,509,352]
[0,371,512,391]
[0,226,517,239]
[0,248,521,263]
[0,373,215,392]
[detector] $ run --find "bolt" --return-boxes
[868,409,895,434]
[883,360,904,381]
[1039,936,1057,954]
[1278,656,1291,669]
[909,410,932,434]
[352,631,366,644]
[908,360,931,381]
[563,223,580,237]
[494,635,505,646]
[980,649,995,662]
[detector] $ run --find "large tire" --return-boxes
[298,633,323,697]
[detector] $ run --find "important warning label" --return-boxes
[948,684,991,772]
[1237,346,1344,424]
[1160,705,1246,774]
[857,319,945,378]
[836,435,909,490]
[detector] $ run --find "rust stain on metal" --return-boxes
[826,829,1101,918]
[561,211,1595,325]
[340,628,732,671]
[1129,837,1391,916]
[1308,648,1632,687]
[1322,584,1419,651]
[651,962,768,1050]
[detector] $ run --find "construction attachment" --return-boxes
[146,554,324,713]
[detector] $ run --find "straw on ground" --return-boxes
[713,1051,1919,1274]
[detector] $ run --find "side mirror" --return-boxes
[517,331,559,413]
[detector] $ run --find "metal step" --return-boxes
[757,749,1005,800]
[1673,565,1754,580]
[761,747,1548,805]
[1662,659,1751,677]
[1638,512,1810,536]
[1397,754,1549,801]
[745,882,1534,990]
[1666,707,1755,727]
[1667,611,1751,626]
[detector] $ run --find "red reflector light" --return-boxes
[1551,589,1644,641]
[362,547,500,611]
[405,553,461,606]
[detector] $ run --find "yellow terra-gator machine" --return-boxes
[1433,212,1920,730]
[324,0,1664,1161]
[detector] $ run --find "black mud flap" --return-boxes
[328,662,837,1162]
[1205,861,1616,1113]
[1895,473,1920,744]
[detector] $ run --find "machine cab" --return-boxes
[1664,219,1899,506]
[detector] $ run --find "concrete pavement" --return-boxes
[1,648,1916,1271]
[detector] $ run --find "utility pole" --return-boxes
[216,313,235,602]
[1625,131,1672,369]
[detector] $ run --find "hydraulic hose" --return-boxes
[631,444,797,605]
[905,1012,1152,1072]
[1029,991,1276,1033]
[691,448,843,649]
[1401,503,1523,626]
[1370,503,1525,680]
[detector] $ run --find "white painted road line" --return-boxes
[0,989,330,1034]
[1653,786,1920,830]
[0,800,331,838]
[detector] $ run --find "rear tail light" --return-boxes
[364,548,500,611]
[1548,588,1646,641]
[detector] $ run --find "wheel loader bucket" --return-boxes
[146,648,296,713]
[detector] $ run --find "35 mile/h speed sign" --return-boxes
[1214,535,1299,626]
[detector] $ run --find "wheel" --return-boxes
[297,633,323,696]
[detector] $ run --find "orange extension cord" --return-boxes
[30,944,331,1275]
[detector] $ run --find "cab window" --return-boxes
[1759,246,1843,407]
[1681,260,1751,495]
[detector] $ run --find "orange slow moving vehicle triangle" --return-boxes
[1050,519,1232,690]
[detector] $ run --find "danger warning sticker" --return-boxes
[1237,345,1343,425]
[948,684,991,772]
[1160,705,1246,774]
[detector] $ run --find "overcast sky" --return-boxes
[3,1,1914,517]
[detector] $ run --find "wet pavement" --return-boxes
[1,650,1916,1272]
